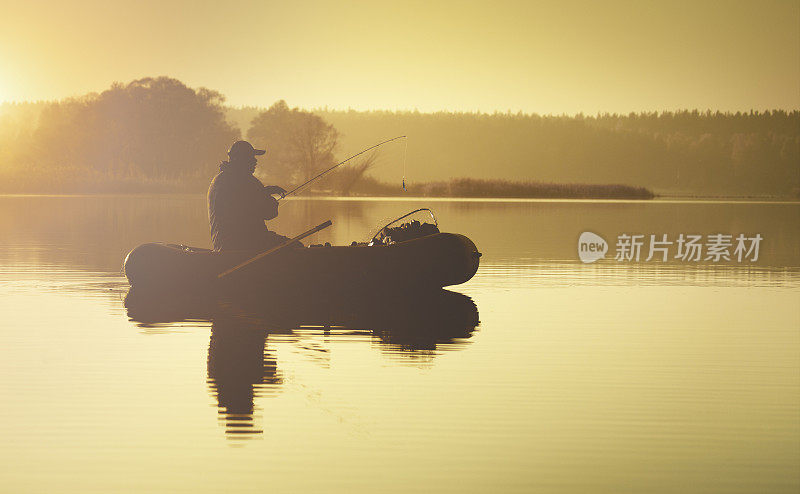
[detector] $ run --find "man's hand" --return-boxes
[264,185,287,198]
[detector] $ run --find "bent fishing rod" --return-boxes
[278,135,407,200]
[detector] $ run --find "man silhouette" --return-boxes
[208,140,293,251]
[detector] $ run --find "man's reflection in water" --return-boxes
[206,311,282,439]
[125,288,479,440]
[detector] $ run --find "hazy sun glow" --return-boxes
[0,0,798,113]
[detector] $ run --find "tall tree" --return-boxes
[247,100,339,185]
[31,77,239,179]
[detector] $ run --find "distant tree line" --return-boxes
[304,109,798,197]
[0,77,239,192]
[1,76,797,197]
[226,106,800,197]
[0,80,345,193]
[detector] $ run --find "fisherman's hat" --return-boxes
[228,140,266,160]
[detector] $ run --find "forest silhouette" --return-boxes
[1,76,797,197]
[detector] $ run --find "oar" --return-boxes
[218,220,332,279]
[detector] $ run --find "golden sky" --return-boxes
[0,0,798,113]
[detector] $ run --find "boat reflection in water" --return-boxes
[124,288,480,439]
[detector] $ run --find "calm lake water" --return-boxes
[0,195,798,493]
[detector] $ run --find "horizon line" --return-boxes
[1,98,798,118]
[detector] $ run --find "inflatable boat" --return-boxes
[123,209,481,293]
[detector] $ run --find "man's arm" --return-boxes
[244,176,281,221]
[261,184,285,221]
[263,194,279,220]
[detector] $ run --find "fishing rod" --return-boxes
[279,135,407,200]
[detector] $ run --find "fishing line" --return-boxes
[402,137,408,191]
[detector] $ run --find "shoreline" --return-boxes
[0,192,797,204]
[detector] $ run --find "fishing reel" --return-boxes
[369,208,440,245]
